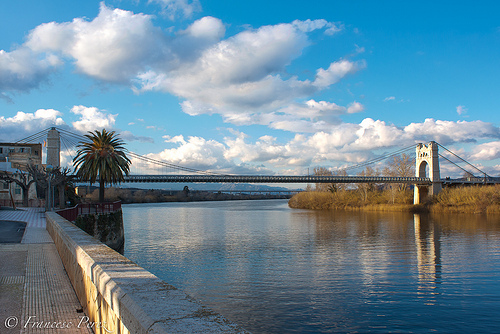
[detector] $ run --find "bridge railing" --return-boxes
[56,201,121,222]
[122,174,432,184]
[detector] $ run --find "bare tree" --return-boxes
[383,153,415,203]
[0,170,36,207]
[314,167,333,192]
[356,166,378,202]
[27,165,75,209]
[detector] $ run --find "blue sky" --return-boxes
[1,0,500,177]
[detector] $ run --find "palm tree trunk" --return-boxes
[99,178,105,203]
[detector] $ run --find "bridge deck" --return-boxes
[122,175,432,184]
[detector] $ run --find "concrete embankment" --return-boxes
[46,212,248,334]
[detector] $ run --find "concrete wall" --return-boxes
[46,212,248,334]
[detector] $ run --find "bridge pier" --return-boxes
[414,141,442,204]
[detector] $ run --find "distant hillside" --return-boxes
[116,182,300,192]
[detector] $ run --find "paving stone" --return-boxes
[0,209,92,334]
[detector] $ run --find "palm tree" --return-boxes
[73,129,131,203]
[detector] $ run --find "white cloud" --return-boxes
[291,19,343,35]
[27,3,164,83]
[403,118,499,145]
[347,101,364,114]
[3,104,499,176]
[156,135,228,169]
[148,0,201,19]
[384,96,395,102]
[141,118,500,174]
[133,20,364,126]
[70,105,117,132]
[4,5,361,129]
[313,59,366,88]
[0,47,61,95]
[185,16,225,39]
[120,131,154,143]
[0,109,65,141]
[470,141,500,161]
[456,105,467,115]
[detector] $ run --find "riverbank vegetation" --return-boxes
[288,154,500,214]
[288,185,500,214]
[431,185,500,214]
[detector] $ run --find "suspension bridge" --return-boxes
[10,127,500,204]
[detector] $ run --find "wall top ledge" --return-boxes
[46,212,249,334]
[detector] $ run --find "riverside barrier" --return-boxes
[46,212,248,334]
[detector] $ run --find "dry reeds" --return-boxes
[288,185,500,214]
[431,185,500,214]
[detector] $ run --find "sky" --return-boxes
[1,0,500,178]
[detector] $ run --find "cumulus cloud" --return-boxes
[383,96,395,102]
[0,109,65,141]
[27,3,164,83]
[470,141,500,161]
[141,118,500,174]
[403,119,499,145]
[0,105,153,149]
[131,18,361,125]
[156,134,228,169]
[70,105,117,133]
[4,4,360,129]
[0,47,61,96]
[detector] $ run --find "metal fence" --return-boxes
[56,201,122,222]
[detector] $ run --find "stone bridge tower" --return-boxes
[46,127,60,167]
[414,141,442,204]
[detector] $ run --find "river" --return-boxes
[122,200,500,333]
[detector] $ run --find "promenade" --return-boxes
[0,208,92,333]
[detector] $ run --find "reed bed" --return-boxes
[289,185,500,214]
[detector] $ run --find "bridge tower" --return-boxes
[46,127,60,167]
[414,141,442,204]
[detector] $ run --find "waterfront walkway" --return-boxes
[0,208,92,333]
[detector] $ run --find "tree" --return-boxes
[313,167,333,192]
[73,129,131,203]
[27,164,75,209]
[1,169,36,207]
[356,166,378,202]
[383,153,415,203]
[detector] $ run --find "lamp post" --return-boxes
[46,165,53,211]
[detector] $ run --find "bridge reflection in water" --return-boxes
[414,214,442,303]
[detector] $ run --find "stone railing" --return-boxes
[46,212,248,334]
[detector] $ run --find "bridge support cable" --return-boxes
[338,144,415,174]
[437,143,492,179]
[15,127,52,144]
[438,154,475,177]
[127,152,227,176]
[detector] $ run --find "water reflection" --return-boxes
[123,201,500,333]
[414,214,441,302]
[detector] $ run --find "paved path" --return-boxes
[0,208,92,333]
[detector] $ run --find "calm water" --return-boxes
[123,200,500,333]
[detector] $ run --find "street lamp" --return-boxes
[46,165,53,211]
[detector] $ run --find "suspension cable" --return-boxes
[437,143,491,178]
[438,154,474,176]
[339,144,415,173]
[15,127,51,143]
